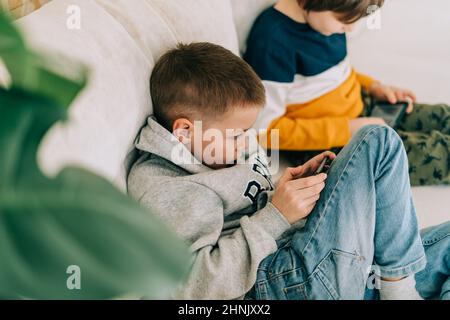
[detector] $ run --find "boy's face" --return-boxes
[305,11,356,36]
[172,106,261,170]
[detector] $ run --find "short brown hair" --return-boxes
[150,42,265,130]
[297,0,385,24]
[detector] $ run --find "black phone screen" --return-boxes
[370,102,408,128]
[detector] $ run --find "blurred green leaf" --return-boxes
[0,12,192,299]
[0,11,87,108]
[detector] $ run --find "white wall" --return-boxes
[348,0,450,104]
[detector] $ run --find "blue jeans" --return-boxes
[416,223,450,299]
[245,125,450,300]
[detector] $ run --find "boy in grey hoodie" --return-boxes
[128,43,450,300]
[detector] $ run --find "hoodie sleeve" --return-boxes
[138,180,291,300]
[356,71,378,91]
[262,114,352,151]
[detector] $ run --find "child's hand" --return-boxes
[294,151,337,178]
[272,166,327,225]
[349,117,386,136]
[369,82,417,114]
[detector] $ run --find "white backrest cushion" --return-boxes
[147,0,239,58]
[230,0,276,55]
[16,0,241,191]
[17,0,153,191]
[94,0,175,63]
[348,0,450,104]
[96,0,240,62]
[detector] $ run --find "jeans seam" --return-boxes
[267,241,292,272]
[301,126,382,256]
[316,270,339,300]
[314,250,341,300]
[422,234,450,246]
[376,254,427,278]
[266,266,306,282]
[282,283,308,299]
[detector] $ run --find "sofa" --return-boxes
[10,0,449,229]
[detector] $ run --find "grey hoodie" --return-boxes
[127,117,293,300]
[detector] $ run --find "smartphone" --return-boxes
[370,101,409,128]
[315,156,332,175]
[293,156,333,180]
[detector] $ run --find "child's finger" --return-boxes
[404,90,417,103]
[321,151,336,159]
[406,102,414,114]
[307,151,335,168]
[294,181,326,199]
[405,96,414,114]
[277,168,293,185]
[395,90,405,102]
[407,105,413,114]
[386,88,398,104]
[280,166,304,184]
[289,173,327,190]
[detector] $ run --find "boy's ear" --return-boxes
[172,118,193,144]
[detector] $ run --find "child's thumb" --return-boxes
[282,166,303,182]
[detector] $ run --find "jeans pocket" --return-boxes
[310,249,367,300]
[245,281,272,300]
[283,281,309,300]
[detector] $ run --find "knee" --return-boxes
[351,125,408,168]
[355,125,403,150]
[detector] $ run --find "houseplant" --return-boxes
[0,11,191,299]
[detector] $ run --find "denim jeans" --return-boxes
[416,223,450,299]
[245,125,450,300]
